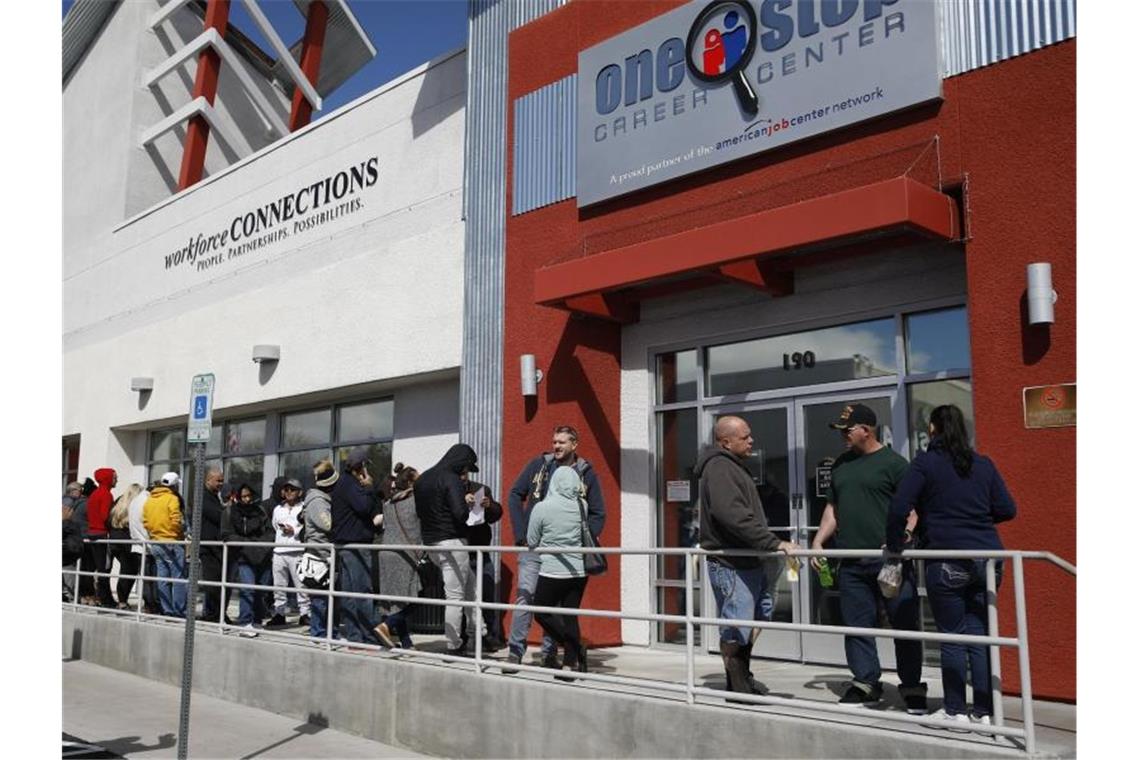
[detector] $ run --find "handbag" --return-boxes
[577,498,608,576]
[297,551,330,590]
[877,560,902,599]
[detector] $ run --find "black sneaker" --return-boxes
[839,684,882,706]
[502,652,522,675]
[265,613,288,628]
[445,646,472,659]
[904,694,928,715]
[541,652,561,669]
[298,614,310,627]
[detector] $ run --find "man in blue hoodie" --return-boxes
[331,447,384,646]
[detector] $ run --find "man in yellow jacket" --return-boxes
[143,472,187,617]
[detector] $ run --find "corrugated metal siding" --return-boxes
[940,0,1076,77]
[460,0,565,540]
[509,0,1076,215]
[62,0,120,84]
[512,75,577,215]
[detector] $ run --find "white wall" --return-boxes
[618,244,967,645]
[63,43,468,483]
[64,1,294,263]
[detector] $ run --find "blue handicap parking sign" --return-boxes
[193,395,208,419]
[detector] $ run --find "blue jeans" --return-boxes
[149,543,187,617]
[707,560,771,645]
[507,551,556,658]
[309,588,340,640]
[837,559,924,692]
[336,548,378,643]
[236,561,272,626]
[926,559,1002,717]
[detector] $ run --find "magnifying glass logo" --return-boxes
[686,0,759,117]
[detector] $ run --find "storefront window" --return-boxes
[280,409,332,448]
[656,349,698,404]
[62,437,80,492]
[907,379,975,453]
[336,443,393,485]
[279,398,395,486]
[705,317,897,396]
[224,418,266,456]
[278,449,331,483]
[337,399,394,442]
[148,429,185,463]
[148,420,261,493]
[905,307,971,374]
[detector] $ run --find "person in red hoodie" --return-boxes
[85,468,118,608]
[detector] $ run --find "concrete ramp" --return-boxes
[62,611,1059,759]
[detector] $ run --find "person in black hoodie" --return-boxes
[331,448,385,646]
[223,482,275,637]
[695,415,796,696]
[414,443,482,655]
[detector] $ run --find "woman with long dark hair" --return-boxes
[887,404,1017,730]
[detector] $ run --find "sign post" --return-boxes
[177,373,215,760]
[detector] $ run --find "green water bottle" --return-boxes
[817,558,834,588]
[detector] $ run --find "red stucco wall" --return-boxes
[502,1,1075,700]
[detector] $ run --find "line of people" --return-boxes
[64,406,1014,719]
[60,427,607,678]
[699,403,1016,727]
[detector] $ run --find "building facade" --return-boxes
[495,0,1076,700]
[63,1,467,499]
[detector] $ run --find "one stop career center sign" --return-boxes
[576,0,941,206]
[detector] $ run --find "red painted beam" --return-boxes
[533,177,959,306]
[715,260,793,297]
[289,0,329,131]
[178,0,231,191]
[562,292,639,324]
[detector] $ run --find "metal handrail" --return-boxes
[65,537,1075,755]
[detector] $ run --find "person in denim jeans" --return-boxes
[304,460,340,641]
[224,483,276,637]
[695,415,796,695]
[887,404,1016,728]
[142,472,188,617]
[811,403,927,711]
[506,426,606,670]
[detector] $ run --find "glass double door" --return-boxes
[702,390,898,665]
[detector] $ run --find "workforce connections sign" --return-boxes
[576,0,941,206]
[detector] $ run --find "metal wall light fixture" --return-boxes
[130,377,154,392]
[252,344,280,363]
[520,354,543,397]
[1026,263,1057,325]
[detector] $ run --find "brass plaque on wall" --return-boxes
[1023,384,1076,429]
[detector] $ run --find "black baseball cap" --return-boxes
[828,403,877,430]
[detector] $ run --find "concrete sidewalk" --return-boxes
[63,660,426,759]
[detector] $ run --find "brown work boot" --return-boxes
[720,641,751,693]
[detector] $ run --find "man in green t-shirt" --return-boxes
[810,403,927,713]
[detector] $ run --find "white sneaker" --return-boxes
[970,714,995,738]
[930,708,971,733]
[239,624,259,638]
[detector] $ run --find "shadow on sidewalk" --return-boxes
[238,714,330,759]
